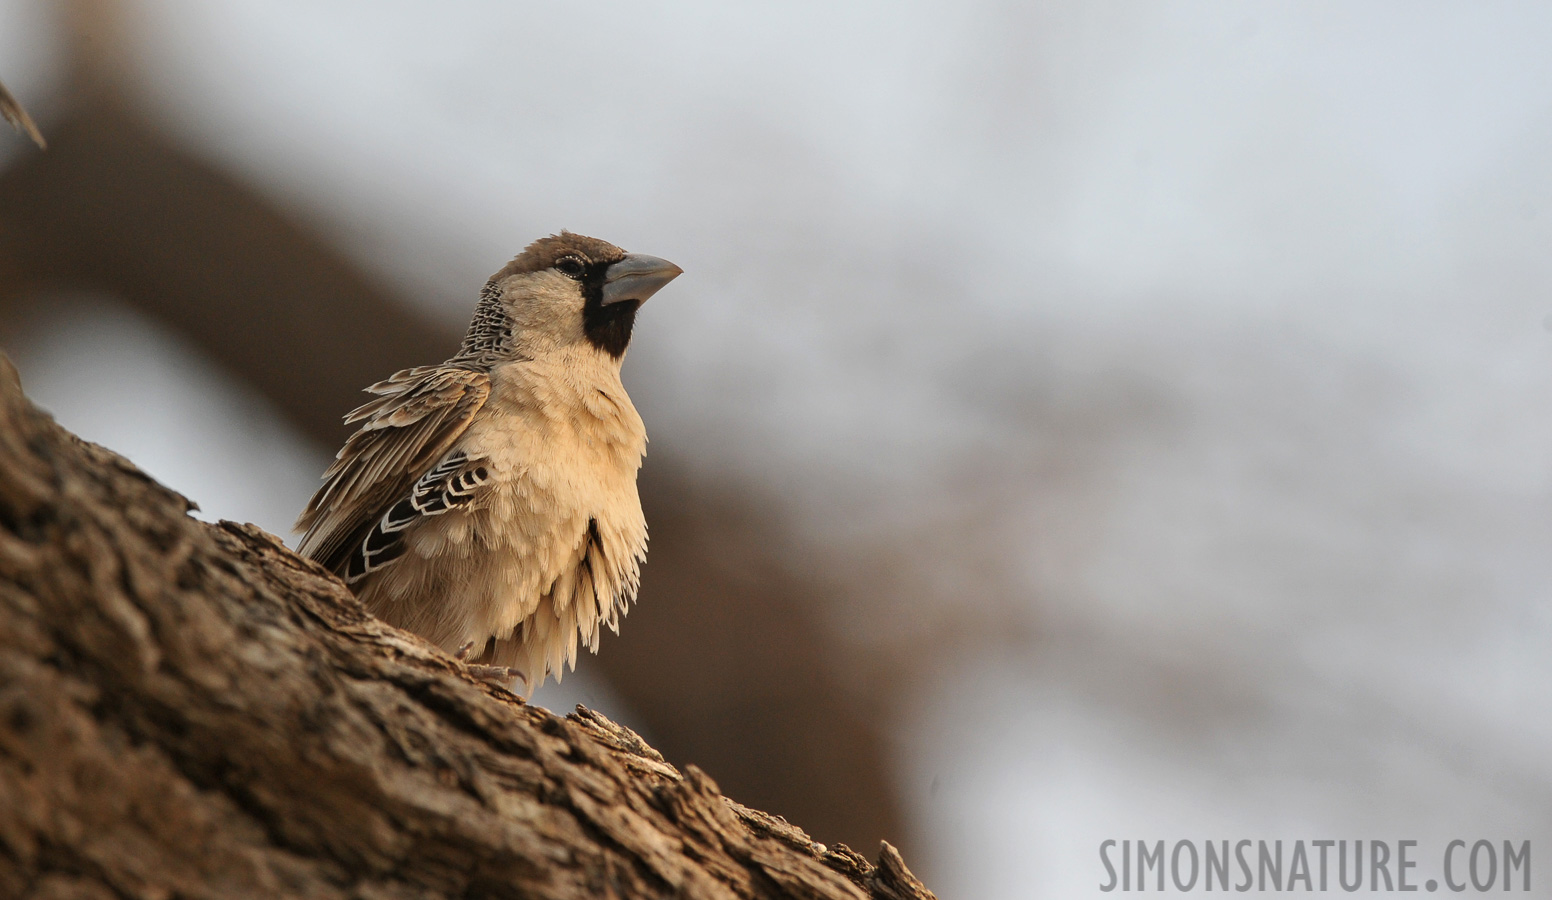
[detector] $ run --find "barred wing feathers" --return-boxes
[296,366,490,575]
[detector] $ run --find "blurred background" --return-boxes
[3,1,1551,895]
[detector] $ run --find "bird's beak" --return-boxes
[601,253,683,306]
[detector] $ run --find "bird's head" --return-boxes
[465,231,682,362]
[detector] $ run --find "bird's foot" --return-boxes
[454,641,525,689]
[466,663,524,685]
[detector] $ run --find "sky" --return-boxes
[5,1,1552,895]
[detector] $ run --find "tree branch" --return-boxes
[0,354,935,900]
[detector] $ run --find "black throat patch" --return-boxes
[578,259,639,359]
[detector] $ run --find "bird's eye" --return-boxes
[555,256,585,279]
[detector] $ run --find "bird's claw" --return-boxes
[453,640,525,689]
[465,663,524,685]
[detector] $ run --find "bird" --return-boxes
[295,232,681,696]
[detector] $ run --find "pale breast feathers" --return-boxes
[295,366,490,576]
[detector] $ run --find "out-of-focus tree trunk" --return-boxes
[0,354,934,900]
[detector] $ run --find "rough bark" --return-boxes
[0,356,934,899]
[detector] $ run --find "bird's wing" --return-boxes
[342,449,492,582]
[295,366,490,575]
